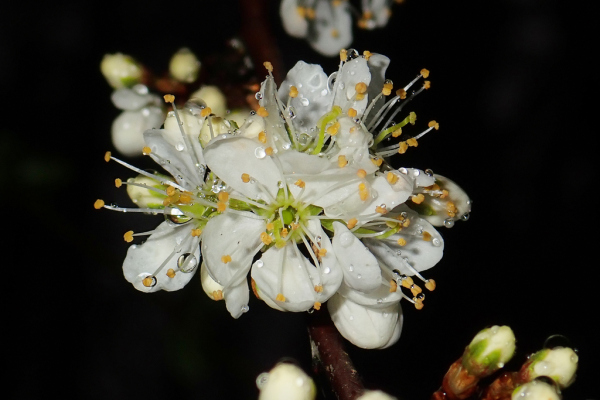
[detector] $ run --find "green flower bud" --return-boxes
[257,363,316,400]
[512,380,560,400]
[100,53,143,89]
[463,325,516,376]
[527,347,578,389]
[126,175,166,208]
[169,48,200,83]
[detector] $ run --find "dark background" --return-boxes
[2,0,596,399]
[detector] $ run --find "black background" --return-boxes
[2,0,596,399]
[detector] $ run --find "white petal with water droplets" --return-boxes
[332,222,381,291]
[202,212,265,287]
[204,136,281,201]
[224,279,250,319]
[327,293,402,349]
[333,57,371,115]
[123,221,199,292]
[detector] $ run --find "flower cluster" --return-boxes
[97,49,470,349]
[280,0,403,56]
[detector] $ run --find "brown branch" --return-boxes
[308,309,365,400]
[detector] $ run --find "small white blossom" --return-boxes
[257,363,316,400]
[357,390,398,400]
[169,48,201,83]
[100,53,143,89]
[511,380,561,400]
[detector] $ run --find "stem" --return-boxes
[308,309,365,400]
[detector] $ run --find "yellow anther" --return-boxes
[375,206,387,214]
[428,120,440,130]
[260,231,273,245]
[289,86,298,98]
[313,302,321,310]
[338,155,348,168]
[123,230,134,242]
[331,29,339,37]
[327,124,339,135]
[306,8,315,19]
[412,194,425,204]
[296,6,306,17]
[441,189,449,199]
[410,284,422,296]
[217,202,226,212]
[142,276,155,287]
[423,80,431,90]
[295,179,305,188]
[389,280,398,293]
[166,269,176,278]
[396,89,407,99]
[263,61,273,72]
[265,147,274,156]
[114,178,122,188]
[104,151,111,162]
[392,127,402,138]
[357,169,367,178]
[407,138,418,147]
[241,173,251,183]
[363,10,373,19]
[397,237,407,246]
[290,223,299,230]
[358,19,368,29]
[163,94,175,103]
[401,276,414,288]
[422,231,432,241]
[258,131,267,143]
[314,285,324,293]
[212,290,224,300]
[200,107,212,117]
[382,82,393,96]
[387,172,399,184]
[414,300,424,310]
[191,228,202,237]
[363,50,372,60]
[142,146,152,155]
[266,222,274,231]
[318,248,327,257]
[94,199,105,209]
[398,141,408,154]
[356,93,365,101]
[349,126,357,133]
[446,202,458,217]
[371,157,383,167]
[402,219,410,228]
[281,228,288,238]
[276,293,286,302]
[218,192,229,202]
[221,255,232,264]
[409,111,417,124]
[420,68,430,78]
[425,279,436,291]
[347,218,358,229]
[179,193,192,204]
[355,82,368,94]
[166,186,176,196]
[359,190,369,202]
[340,49,348,62]
[347,108,357,117]
[257,107,269,117]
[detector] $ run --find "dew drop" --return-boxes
[399,167,408,174]
[241,305,250,313]
[175,142,185,151]
[377,298,383,304]
[323,267,331,274]
[178,253,198,273]
[256,372,269,389]
[384,79,393,86]
[443,219,455,228]
[339,232,354,247]
[282,142,291,150]
[298,133,311,145]
[348,265,354,272]
[432,238,441,247]
[288,106,297,119]
[255,147,266,159]
[254,260,264,268]
[413,169,420,176]
[357,274,362,279]
[300,97,310,106]
[349,315,354,321]
[425,168,434,177]
[255,92,263,100]
[347,48,359,60]
[320,89,328,97]
[461,213,470,221]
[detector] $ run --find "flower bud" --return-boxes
[511,380,561,400]
[462,325,516,376]
[126,175,166,208]
[257,363,316,400]
[190,85,227,117]
[101,53,143,89]
[169,48,200,83]
[527,347,577,389]
[357,390,398,400]
[200,262,224,300]
[199,116,233,147]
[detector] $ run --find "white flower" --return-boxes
[110,84,164,157]
[257,363,316,400]
[280,0,400,56]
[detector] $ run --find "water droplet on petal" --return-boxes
[377,298,383,304]
[443,219,455,228]
[425,168,434,177]
[254,260,264,268]
[399,167,408,174]
[255,92,263,100]
[461,213,470,221]
[175,142,185,151]
[256,372,269,389]
[413,170,420,176]
[432,238,441,247]
[348,265,354,272]
[282,142,291,150]
[178,253,198,273]
[241,305,250,313]
[255,147,266,159]
[323,267,331,274]
[339,232,354,247]
[357,274,362,279]
[300,97,310,106]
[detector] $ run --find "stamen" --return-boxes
[257,107,269,117]
[212,290,224,300]
[338,155,348,168]
[260,232,273,245]
[276,293,286,302]
[104,151,111,162]
[314,285,324,293]
[200,107,212,118]
[289,86,298,98]
[191,228,202,237]
[347,218,358,229]
[123,230,134,242]
[258,131,267,143]
[221,255,232,264]
[142,146,152,155]
[313,302,321,310]
[412,194,425,204]
[94,199,105,209]
[109,155,187,192]
[357,169,367,178]
[166,269,176,278]
[397,238,406,246]
[422,231,432,241]
[163,94,175,103]
[389,279,398,292]
[114,178,122,188]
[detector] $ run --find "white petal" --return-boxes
[277,61,333,135]
[333,57,371,115]
[363,207,444,275]
[327,293,402,349]
[111,107,163,157]
[418,174,471,226]
[332,222,381,291]
[201,212,265,287]
[203,136,281,201]
[259,76,292,150]
[364,54,390,127]
[306,219,343,300]
[277,150,331,175]
[111,86,158,111]
[356,175,412,215]
[224,279,250,319]
[123,221,199,292]
[336,279,402,309]
[200,261,224,299]
[280,0,308,38]
[144,129,204,188]
[309,0,353,57]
